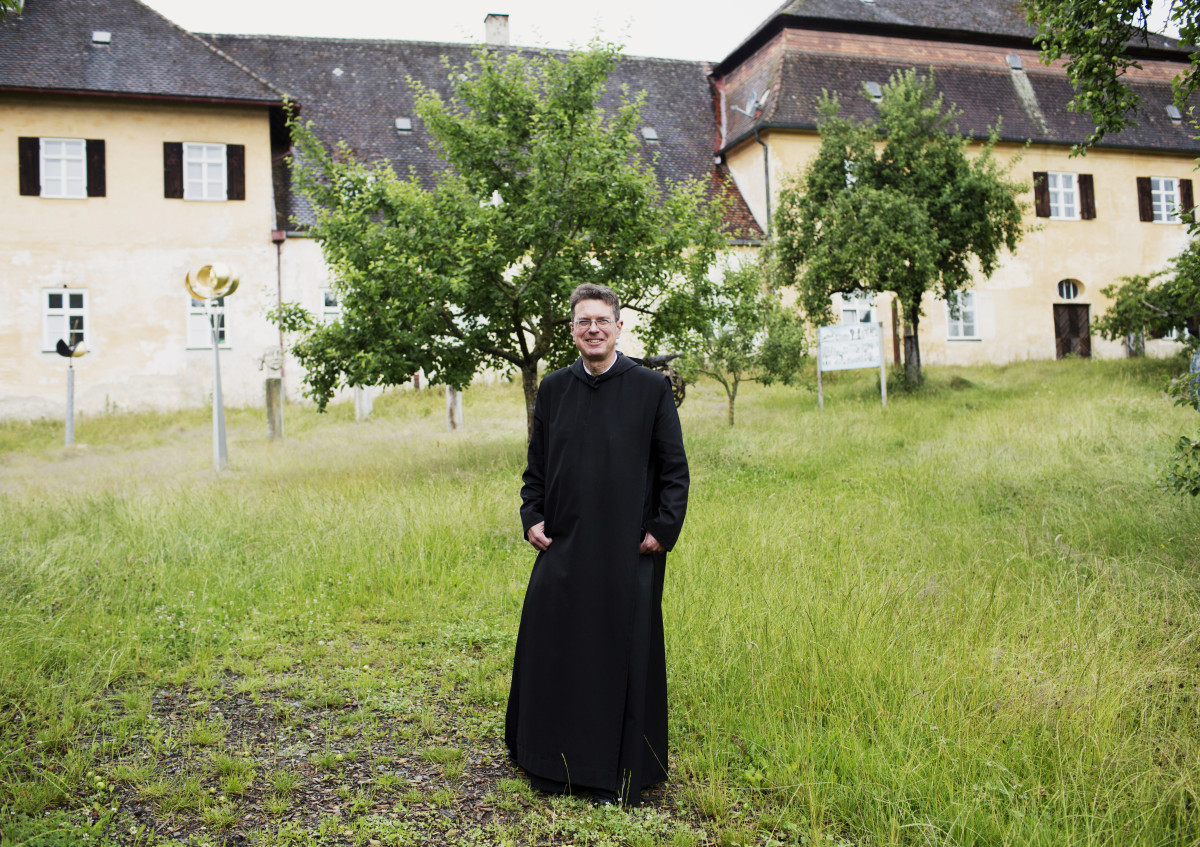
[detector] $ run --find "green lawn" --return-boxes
[2,358,1198,846]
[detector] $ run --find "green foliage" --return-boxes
[644,257,808,425]
[1162,366,1200,495]
[276,44,726,433]
[772,70,1026,386]
[1024,0,1200,150]
[1095,239,1200,353]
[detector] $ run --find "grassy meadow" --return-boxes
[1,357,1199,846]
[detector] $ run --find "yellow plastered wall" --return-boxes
[725,128,1193,365]
[0,94,283,417]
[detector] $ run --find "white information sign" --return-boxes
[819,323,881,371]
[816,322,887,410]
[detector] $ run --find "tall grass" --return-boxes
[2,359,1198,845]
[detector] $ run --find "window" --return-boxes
[320,288,343,324]
[40,138,86,198]
[43,289,87,351]
[1151,177,1180,223]
[839,291,875,324]
[1034,171,1094,219]
[163,142,245,201]
[18,137,105,198]
[184,143,227,201]
[1137,176,1193,223]
[187,297,229,348]
[1057,279,1080,300]
[1047,172,1077,219]
[946,291,978,339]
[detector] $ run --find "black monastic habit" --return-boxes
[506,353,689,801]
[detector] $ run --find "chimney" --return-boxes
[485,13,509,47]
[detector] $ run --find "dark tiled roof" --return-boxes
[778,0,1039,40]
[205,34,761,238]
[0,0,282,103]
[718,0,1183,76]
[723,51,1200,154]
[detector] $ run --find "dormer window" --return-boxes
[395,117,413,134]
[92,30,111,45]
[641,127,659,142]
[864,82,882,103]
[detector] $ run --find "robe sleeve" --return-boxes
[643,378,689,552]
[519,383,547,538]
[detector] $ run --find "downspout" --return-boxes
[272,229,286,380]
[754,126,770,237]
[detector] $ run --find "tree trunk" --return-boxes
[903,306,923,387]
[522,364,539,443]
[1125,332,1145,358]
[727,380,738,427]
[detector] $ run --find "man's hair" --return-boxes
[569,284,620,321]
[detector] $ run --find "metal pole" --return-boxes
[210,306,228,471]
[65,363,75,447]
[879,321,888,408]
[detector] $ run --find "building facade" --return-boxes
[2,0,1196,419]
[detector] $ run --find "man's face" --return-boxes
[572,298,622,364]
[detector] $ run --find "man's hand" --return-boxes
[527,521,553,551]
[639,531,665,554]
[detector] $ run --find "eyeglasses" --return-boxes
[571,318,614,330]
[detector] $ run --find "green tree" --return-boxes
[275,43,725,437]
[1023,0,1200,150]
[1094,244,1200,353]
[772,70,1026,387]
[643,257,808,426]
[0,0,22,18]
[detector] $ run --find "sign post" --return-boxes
[55,338,87,446]
[816,322,887,409]
[185,263,239,471]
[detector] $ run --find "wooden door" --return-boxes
[1054,304,1091,358]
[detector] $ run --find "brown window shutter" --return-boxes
[1180,178,1194,217]
[1033,172,1050,218]
[164,142,183,199]
[86,139,106,197]
[226,144,245,201]
[1137,176,1153,221]
[1078,173,1095,219]
[19,137,39,196]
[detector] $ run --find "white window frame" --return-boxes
[43,289,88,351]
[40,138,87,199]
[320,288,343,324]
[838,291,876,325]
[183,142,227,201]
[187,297,230,348]
[1057,280,1080,300]
[1151,177,1181,224]
[1047,171,1079,220]
[946,291,979,340]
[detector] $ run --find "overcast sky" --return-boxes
[139,0,1181,62]
[140,0,789,62]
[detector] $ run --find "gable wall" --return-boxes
[0,94,285,418]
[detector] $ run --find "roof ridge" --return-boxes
[129,0,286,100]
[199,32,714,67]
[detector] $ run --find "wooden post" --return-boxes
[266,377,283,440]
[878,321,888,408]
[816,333,824,411]
[446,386,463,430]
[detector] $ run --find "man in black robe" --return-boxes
[505,283,689,807]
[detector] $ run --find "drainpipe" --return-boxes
[754,126,770,236]
[272,229,286,380]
